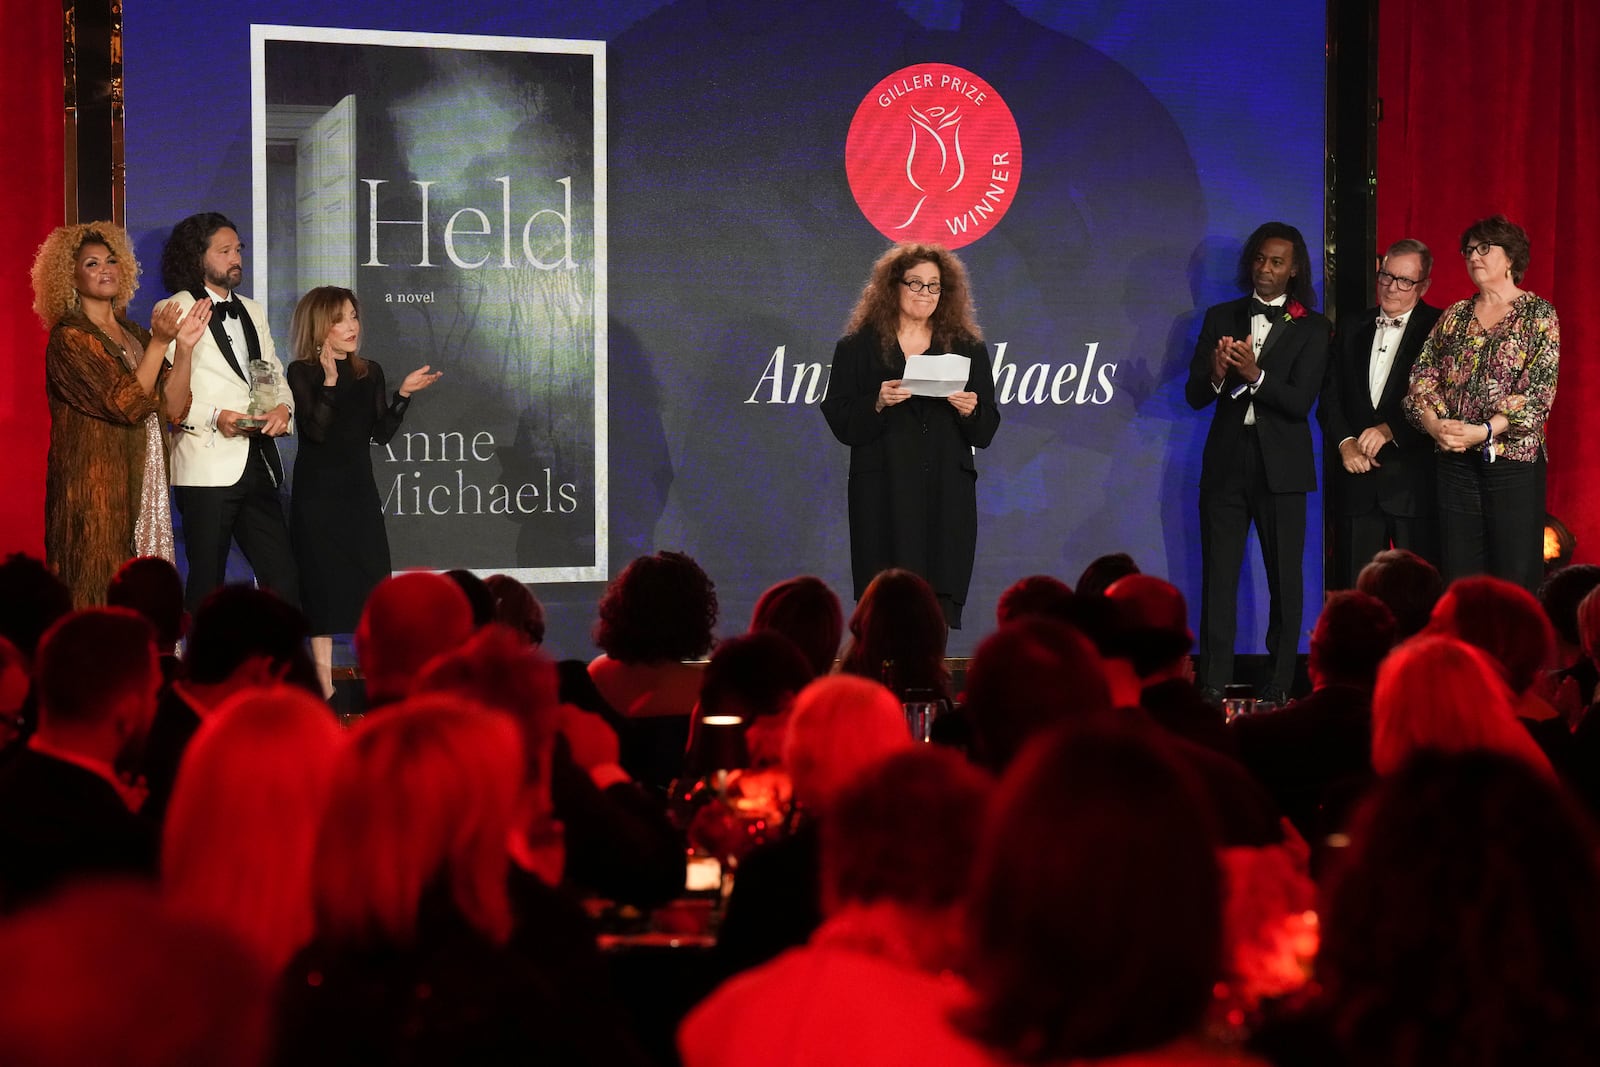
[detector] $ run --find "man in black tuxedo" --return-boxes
[1320,239,1444,588]
[1186,222,1331,704]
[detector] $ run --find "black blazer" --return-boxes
[1319,301,1443,517]
[0,749,156,912]
[1185,297,1331,494]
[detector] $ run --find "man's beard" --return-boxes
[205,265,242,292]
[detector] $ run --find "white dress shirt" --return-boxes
[1369,309,1409,407]
[1243,293,1285,425]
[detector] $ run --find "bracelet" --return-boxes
[1482,422,1496,462]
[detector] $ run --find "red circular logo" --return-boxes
[846,64,1023,249]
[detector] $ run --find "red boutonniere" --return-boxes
[1284,300,1307,321]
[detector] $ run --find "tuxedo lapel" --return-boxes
[1355,321,1383,412]
[1257,314,1292,364]
[192,288,247,382]
[1375,316,1426,412]
[236,303,264,365]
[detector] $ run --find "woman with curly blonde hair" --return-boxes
[820,243,1000,628]
[31,222,211,606]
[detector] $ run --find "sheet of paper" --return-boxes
[901,353,971,398]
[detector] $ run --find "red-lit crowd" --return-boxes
[1,547,1599,1067]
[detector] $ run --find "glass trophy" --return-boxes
[238,358,279,431]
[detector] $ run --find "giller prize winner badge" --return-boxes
[846,63,1023,249]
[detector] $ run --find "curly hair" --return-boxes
[845,242,983,366]
[291,286,369,379]
[1318,749,1600,1067]
[1235,221,1318,310]
[30,222,141,327]
[159,211,237,295]
[593,551,718,663]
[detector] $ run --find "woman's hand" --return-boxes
[173,300,211,357]
[1419,409,1448,448]
[876,378,911,412]
[320,346,340,386]
[149,300,183,345]
[948,390,978,417]
[1434,418,1489,452]
[398,365,443,398]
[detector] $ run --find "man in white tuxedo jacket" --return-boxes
[160,212,298,610]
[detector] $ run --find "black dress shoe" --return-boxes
[1199,686,1225,707]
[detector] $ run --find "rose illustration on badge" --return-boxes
[846,64,1022,249]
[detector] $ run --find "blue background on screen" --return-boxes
[126,0,1327,660]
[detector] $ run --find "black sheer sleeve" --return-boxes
[286,359,338,444]
[368,360,411,446]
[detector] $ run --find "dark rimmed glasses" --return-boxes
[1461,241,1500,258]
[900,278,942,295]
[1376,270,1424,292]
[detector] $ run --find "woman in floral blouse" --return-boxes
[1404,215,1558,591]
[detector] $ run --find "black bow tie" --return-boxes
[212,300,239,319]
[1375,315,1404,330]
[1249,299,1286,320]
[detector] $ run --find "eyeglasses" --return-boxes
[1376,270,1424,292]
[900,279,942,295]
[1461,241,1499,258]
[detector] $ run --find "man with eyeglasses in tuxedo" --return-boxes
[1319,240,1443,589]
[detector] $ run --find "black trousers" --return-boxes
[1435,450,1545,592]
[174,449,300,611]
[1332,508,1439,590]
[1199,427,1306,694]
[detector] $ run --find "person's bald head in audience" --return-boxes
[355,572,476,706]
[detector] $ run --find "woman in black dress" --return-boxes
[820,243,1000,629]
[286,287,441,696]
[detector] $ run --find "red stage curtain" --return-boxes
[0,0,64,557]
[1378,0,1600,561]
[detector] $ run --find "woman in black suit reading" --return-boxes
[820,243,1000,629]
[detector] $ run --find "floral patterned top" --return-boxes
[1404,292,1559,462]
